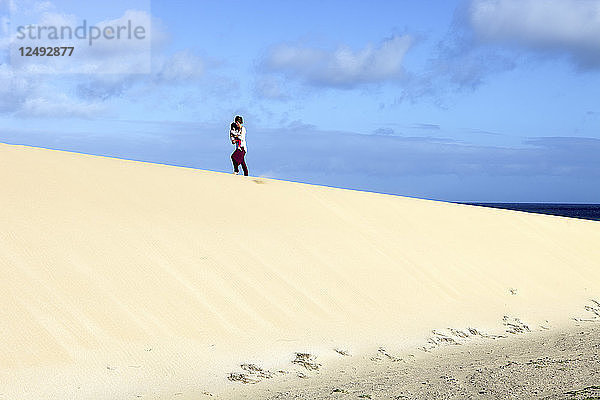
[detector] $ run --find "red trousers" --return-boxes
[231,148,248,176]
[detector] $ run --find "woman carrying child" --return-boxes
[229,115,248,176]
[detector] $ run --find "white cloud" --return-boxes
[263,35,414,88]
[154,50,204,83]
[33,1,53,13]
[1,15,9,39]
[64,49,207,103]
[254,76,289,100]
[0,0,17,14]
[17,92,105,118]
[0,2,210,116]
[469,0,600,68]
[76,74,139,100]
[0,63,35,112]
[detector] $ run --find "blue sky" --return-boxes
[1,0,599,202]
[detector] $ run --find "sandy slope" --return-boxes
[0,143,599,399]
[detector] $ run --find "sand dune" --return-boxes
[0,143,599,399]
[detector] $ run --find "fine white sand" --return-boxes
[0,143,599,399]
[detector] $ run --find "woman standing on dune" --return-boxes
[229,115,248,176]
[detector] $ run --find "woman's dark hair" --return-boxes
[230,122,239,131]
[235,115,243,124]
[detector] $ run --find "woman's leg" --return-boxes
[240,150,248,176]
[231,151,240,173]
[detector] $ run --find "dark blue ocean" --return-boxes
[460,203,600,222]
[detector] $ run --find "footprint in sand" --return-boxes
[227,372,261,384]
[582,299,600,320]
[228,363,280,384]
[292,352,321,370]
[334,348,351,357]
[331,388,348,394]
[370,347,402,362]
[419,326,507,352]
[241,363,274,379]
[503,316,531,334]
